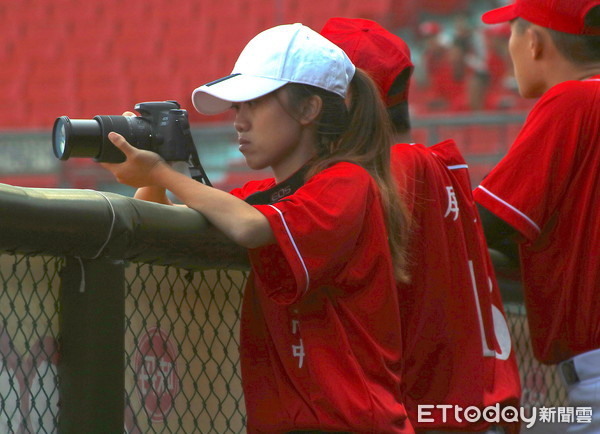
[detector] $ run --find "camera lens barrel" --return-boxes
[52,117,103,160]
[95,115,149,163]
[52,115,154,163]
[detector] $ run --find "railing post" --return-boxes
[58,257,125,433]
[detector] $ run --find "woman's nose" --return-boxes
[233,106,249,132]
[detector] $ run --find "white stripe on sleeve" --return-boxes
[268,205,310,293]
[477,185,541,234]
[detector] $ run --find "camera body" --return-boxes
[53,101,211,185]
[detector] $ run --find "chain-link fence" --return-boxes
[0,254,249,433]
[0,251,567,433]
[505,303,568,411]
[124,266,247,433]
[0,255,62,433]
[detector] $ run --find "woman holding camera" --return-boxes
[102,23,413,433]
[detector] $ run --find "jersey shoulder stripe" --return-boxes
[476,185,541,234]
[268,204,310,294]
[447,163,469,171]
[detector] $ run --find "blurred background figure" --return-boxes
[415,20,465,111]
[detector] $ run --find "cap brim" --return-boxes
[192,74,288,115]
[482,4,518,25]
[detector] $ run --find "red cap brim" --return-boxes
[482,4,519,24]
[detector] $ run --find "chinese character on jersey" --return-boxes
[293,339,305,368]
[290,315,304,368]
[444,186,459,221]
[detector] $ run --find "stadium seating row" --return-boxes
[0,0,515,129]
[1,0,418,128]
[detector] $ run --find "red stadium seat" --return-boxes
[63,33,111,61]
[161,23,209,60]
[108,24,162,68]
[0,60,27,98]
[14,35,63,62]
[0,0,530,131]
[0,59,29,127]
[149,1,202,23]
[69,13,117,38]
[130,74,186,106]
[25,60,78,127]
[3,1,52,28]
[76,65,132,118]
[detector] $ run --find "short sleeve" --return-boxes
[249,162,378,304]
[229,178,275,200]
[473,83,584,240]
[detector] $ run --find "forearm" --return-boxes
[152,163,275,248]
[101,131,274,248]
[477,204,522,280]
[488,247,521,282]
[134,186,174,205]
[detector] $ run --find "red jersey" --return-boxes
[473,77,600,364]
[230,162,413,433]
[392,141,521,431]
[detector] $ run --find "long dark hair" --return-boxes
[283,68,411,282]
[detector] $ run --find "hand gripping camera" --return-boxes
[52,101,211,185]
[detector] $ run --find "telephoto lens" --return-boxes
[53,117,103,160]
[52,114,153,163]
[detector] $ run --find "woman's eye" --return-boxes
[233,97,263,112]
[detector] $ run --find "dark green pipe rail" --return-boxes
[0,183,249,270]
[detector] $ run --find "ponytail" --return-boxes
[285,69,411,282]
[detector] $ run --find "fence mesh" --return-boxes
[0,254,62,433]
[0,252,567,433]
[505,303,568,411]
[124,265,246,433]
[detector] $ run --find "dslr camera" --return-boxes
[52,101,211,185]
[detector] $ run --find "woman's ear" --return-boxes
[298,95,323,125]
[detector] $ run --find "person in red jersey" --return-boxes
[101,23,414,433]
[321,18,522,433]
[472,0,600,432]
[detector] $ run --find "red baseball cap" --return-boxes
[482,0,600,35]
[321,17,414,107]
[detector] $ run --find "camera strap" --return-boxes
[189,162,212,186]
[185,139,213,186]
[244,165,310,205]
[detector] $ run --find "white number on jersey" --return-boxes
[468,260,512,360]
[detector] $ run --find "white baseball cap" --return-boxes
[192,23,356,115]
